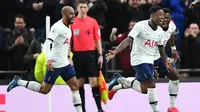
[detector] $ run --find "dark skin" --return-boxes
[106,9,173,93]
[159,12,179,81]
[162,13,180,62]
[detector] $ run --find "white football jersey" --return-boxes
[46,20,71,68]
[154,21,176,60]
[128,20,164,66]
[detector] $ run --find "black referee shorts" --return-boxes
[73,50,98,78]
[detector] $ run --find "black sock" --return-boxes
[79,87,86,112]
[92,87,102,110]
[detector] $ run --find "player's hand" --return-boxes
[105,50,116,62]
[171,50,180,62]
[165,62,173,73]
[47,60,56,71]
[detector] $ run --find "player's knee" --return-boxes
[167,73,179,80]
[78,78,85,87]
[141,84,148,94]
[39,85,51,94]
[142,90,148,94]
[141,88,148,94]
[146,79,156,88]
[171,75,179,80]
[69,82,79,91]
[41,91,50,94]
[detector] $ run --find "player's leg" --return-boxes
[60,64,82,112]
[159,59,179,111]
[112,76,136,91]
[166,71,179,112]
[73,52,86,112]
[134,64,159,112]
[108,67,152,100]
[87,51,103,112]
[108,75,137,100]
[109,73,142,94]
[7,68,60,94]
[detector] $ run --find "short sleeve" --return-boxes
[93,19,101,40]
[47,27,59,41]
[128,23,140,39]
[157,30,164,45]
[170,21,176,33]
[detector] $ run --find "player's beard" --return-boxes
[162,21,169,28]
[67,16,74,24]
[69,19,74,24]
[162,26,168,31]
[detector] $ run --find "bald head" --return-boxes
[61,6,74,16]
[61,6,75,25]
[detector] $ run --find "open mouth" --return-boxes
[163,21,167,24]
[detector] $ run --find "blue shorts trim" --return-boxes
[44,64,76,85]
[132,63,154,83]
[154,57,176,73]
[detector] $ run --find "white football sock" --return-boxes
[131,79,142,93]
[168,80,179,107]
[112,84,129,91]
[17,80,41,92]
[72,90,82,112]
[148,88,159,112]
[118,77,142,93]
[117,77,133,88]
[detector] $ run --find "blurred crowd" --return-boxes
[0,0,200,80]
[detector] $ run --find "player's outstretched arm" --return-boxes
[106,36,133,62]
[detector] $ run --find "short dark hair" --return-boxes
[77,0,89,5]
[162,8,172,14]
[14,14,26,22]
[149,6,163,15]
[190,22,200,29]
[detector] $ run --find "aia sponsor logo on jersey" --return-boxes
[144,40,157,47]
[63,38,69,44]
